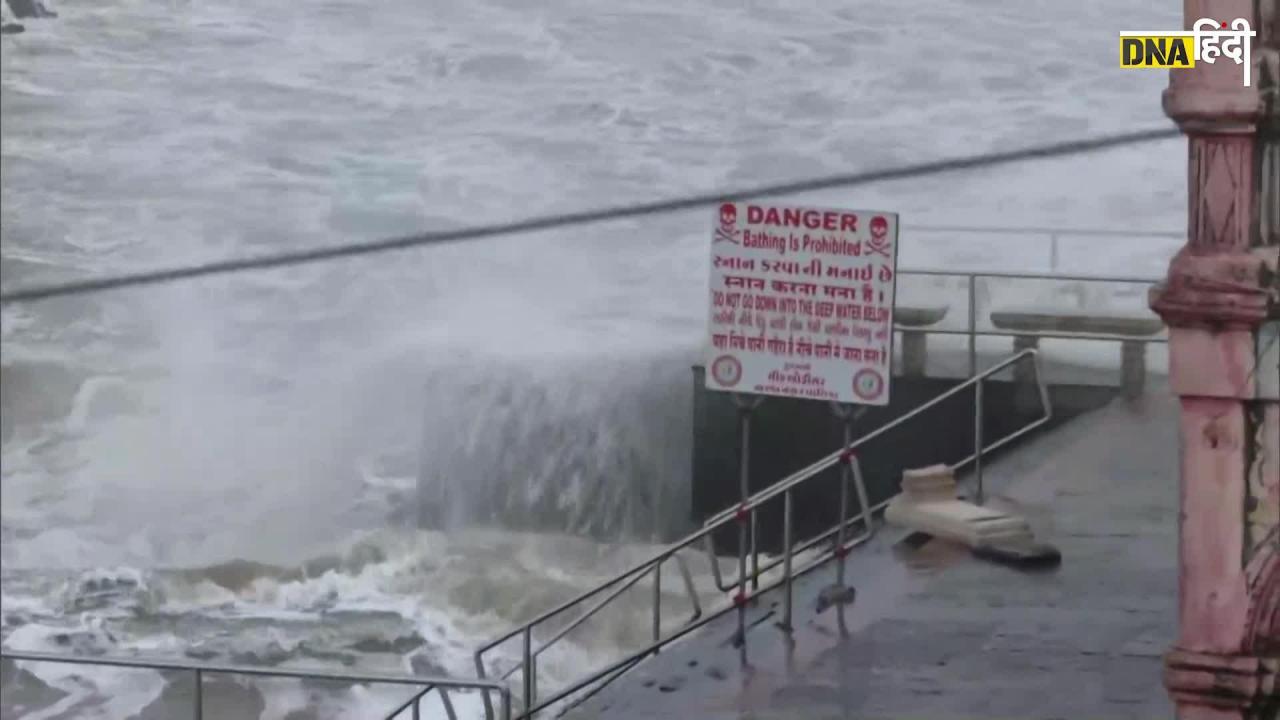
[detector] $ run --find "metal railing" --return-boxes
[475,349,1051,719]
[0,650,512,720]
[902,223,1181,275]
[895,224,1176,374]
[893,268,1168,377]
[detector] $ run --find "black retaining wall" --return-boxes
[691,366,1116,555]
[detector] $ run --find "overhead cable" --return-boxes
[0,126,1180,304]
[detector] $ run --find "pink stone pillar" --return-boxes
[1151,1,1280,718]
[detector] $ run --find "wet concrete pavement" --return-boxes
[566,389,1178,719]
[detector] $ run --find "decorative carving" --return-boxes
[1248,405,1280,552]
[1262,139,1280,249]
[1156,131,1274,325]
[1260,2,1280,251]
[1164,648,1278,712]
[1245,528,1280,654]
[1149,250,1272,329]
[1191,135,1254,252]
[1262,0,1279,52]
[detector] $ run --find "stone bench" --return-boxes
[894,305,949,378]
[989,308,1165,399]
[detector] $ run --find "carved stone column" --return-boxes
[1152,2,1280,718]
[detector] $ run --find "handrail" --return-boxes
[905,223,1179,238]
[886,268,1167,378]
[901,268,1162,284]
[704,349,1048,524]
[0,650,511,720]
[474,536,715,717]
[701,347,1051,592]
[475,349,1051,719]
[901,224,1180,275]
[488,553,701,688]
[385,684,459,720]
[476,503,877,720]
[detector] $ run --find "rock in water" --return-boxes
[4,0,55,19]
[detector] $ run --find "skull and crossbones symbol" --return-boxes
[714,203,740,244]
[866,216,891,257]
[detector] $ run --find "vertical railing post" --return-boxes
[735,499,748,646]
[836,448,851,590]
[967,274,978,377]
[1048,232,1060,273]
[780,488,794,632]
[731,394,760,646]
[522,626,534,717]
[476,655,495,720]
[502,689,513,720]
[193,668,203,720]
[737,396,752,510]
[830,403,857,589]
[850,453,873,533]
[440,687,458,720]
[974,378,985,505]
[413,695,421,720]
[737,396,761,592]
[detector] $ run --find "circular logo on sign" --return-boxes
[710,354,742,388]
[852,368,884,401]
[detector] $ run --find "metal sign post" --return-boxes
[828,404,869,586]
[731,393,762,646]
[703,202,900,652]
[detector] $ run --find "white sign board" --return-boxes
[704,202,899,405]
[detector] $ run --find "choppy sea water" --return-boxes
[3,0,1183,717]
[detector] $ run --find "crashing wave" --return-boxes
[414,347,695,540]
[60,567,163,616]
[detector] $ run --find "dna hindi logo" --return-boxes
[1119,18,1256,87]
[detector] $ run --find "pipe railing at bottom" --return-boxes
[475,526,716,718]
[500,499,882,720]
[0,650,511,720]
[384,682,460,720]
[477,349,1051,719]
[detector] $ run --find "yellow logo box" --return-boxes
[1120,36,1195,68]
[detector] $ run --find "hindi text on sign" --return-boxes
[703,202,899,406]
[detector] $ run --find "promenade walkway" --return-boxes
[570,388,1178,719]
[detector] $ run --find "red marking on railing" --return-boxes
[735,505,750,523]
[834,544,850,559]
[733,592,748,607]
[839,450,856,464]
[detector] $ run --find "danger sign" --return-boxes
[704,202,899,406]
